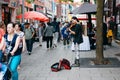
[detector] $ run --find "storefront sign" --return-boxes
[8,0,19,8]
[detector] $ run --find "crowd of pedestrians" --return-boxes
[0,16,116,80]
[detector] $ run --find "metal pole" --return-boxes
[22,0,24,23]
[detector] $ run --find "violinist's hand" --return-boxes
[70,31,75,34]
[69,29,75,34]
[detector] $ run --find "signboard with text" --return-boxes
[8,0,19,8]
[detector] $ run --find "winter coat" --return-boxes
[72,24,83,44]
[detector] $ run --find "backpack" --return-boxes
[51,58,71,72]
[51,63,61,72]
[60,58,71,70]
[30,27,36,38]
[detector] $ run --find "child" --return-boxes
[61,25,69,48]
[107,28,113,46]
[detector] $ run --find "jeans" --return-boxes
[46,36,53,48]
[25,38,33,52]
[9,55,21,80]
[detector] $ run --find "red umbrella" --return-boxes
[16,11,49,22]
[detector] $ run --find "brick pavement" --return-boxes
[19,41,120,80]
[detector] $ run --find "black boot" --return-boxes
[71,59,80,67]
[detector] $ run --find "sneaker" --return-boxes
[54,44,57,47]
[72,50,75,52]
[39,44,42,46]
[71,59,80,67]
[28,52,31,55]
[71,63,80,67]
[17,65,21,70]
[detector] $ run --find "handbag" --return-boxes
[4,34,14,63]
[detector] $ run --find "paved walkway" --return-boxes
[19,41,120,80]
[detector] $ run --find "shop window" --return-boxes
[117,24,120,40]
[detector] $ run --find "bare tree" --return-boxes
[95,0,104,64]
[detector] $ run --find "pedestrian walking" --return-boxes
[24,23,35,55]
[14,23,26,69]
[108,17,116,39]
[44,22,54,50]
[69,16,83,67]
[51,17,60,47]
[38,23,43,46]
[41,23,46,42]
[103,22,108,49]
[4,22,21,80]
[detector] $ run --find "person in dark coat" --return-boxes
[103,22,108,49]
[89,28,96,50]
[108,17,116,39]
[69,16,83,67]
[103,23,108,45]
[51,17,60,47]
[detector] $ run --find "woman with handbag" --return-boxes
[4,22,21,80]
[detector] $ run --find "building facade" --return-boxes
[0,0,16,25]
[116,0,120,40]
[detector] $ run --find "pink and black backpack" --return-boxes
[51,58,71,72]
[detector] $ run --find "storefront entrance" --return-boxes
[2,4,11,25]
